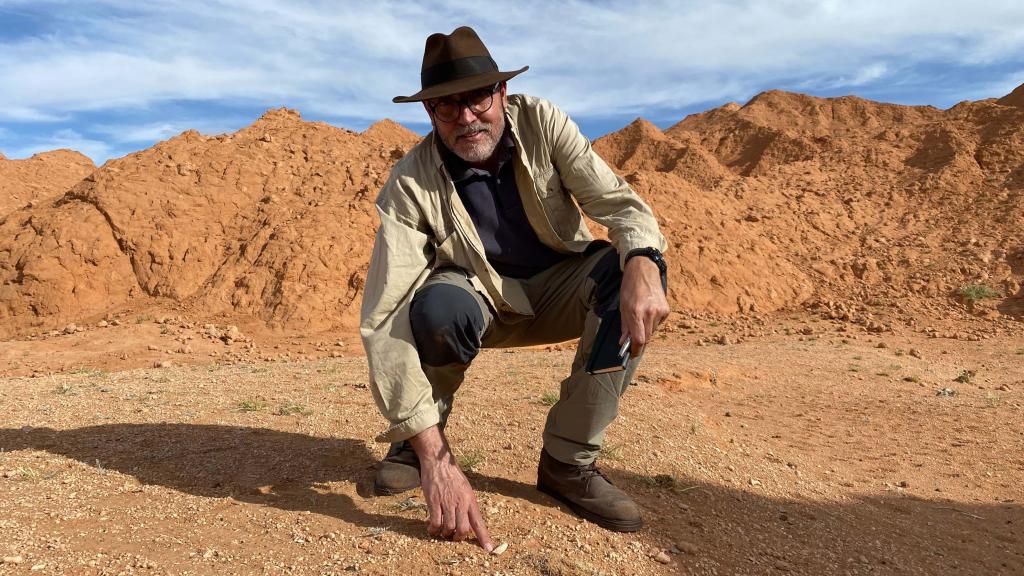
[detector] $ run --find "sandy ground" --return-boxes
[1,314,1022,576]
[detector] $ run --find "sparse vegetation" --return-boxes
[539,391,559,406]
[984,392,1002,407]
[638,473,677,488]
[954,370,976,384]
[958,284,1001,303]
[456,449,485,472]
[54,382,73,395]
[275,402,309,416]
[71,366,108,378]
[391,497,427,513]
[238,398,265,412]
[12,467,40,481]
[599,442,623,461]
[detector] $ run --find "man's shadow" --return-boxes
[0,423,452,540]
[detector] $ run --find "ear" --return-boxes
[499,81,509,108]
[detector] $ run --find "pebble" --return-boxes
[749,478,762,486]
[156,360,173,368]
[148,344,160,351]
[909,348,922,358]
[653,551,672,564]
[491,543,508,556]
[97,320,108,328]
[64,323,78,335]
[3,556,23,564]
[675,540,699,555]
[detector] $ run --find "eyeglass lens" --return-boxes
[432,87,496,122]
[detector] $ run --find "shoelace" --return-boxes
[575,462,612,491]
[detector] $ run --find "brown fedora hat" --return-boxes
[393,26,528,103]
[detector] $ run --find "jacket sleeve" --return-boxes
[543,99,667,268]
[359,175,440,443]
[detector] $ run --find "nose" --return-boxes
[455,103,480,125]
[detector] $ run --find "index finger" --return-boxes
[468,503,494,552]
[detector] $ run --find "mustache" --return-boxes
[452,122,491,137]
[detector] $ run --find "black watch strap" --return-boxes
[625,247,667,277]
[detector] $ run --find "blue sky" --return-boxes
[2,0,1023,164]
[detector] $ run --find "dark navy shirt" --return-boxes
[441,129,569,279]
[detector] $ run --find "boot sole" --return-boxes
[372,481,419,497]
[537,481,643,532]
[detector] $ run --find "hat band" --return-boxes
[421,55,498,90]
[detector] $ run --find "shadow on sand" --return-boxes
[2,423,1021,573]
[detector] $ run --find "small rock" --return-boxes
[909,348,922,359]
[875,341,887,349]
[653,551,671,564]
[749,478,762,486]
[335,340,345,347]
[675,540,699,555]
[178,345,193,355]
[31,564,45,571]
[774,559,793,571]
[97,320,108,328]
[156,360,173,369]
[110,318,121,326]
[491,542,508,556]
[936,387,957,397]
[63,324,77,335]
[898,480,909,488]
[148,345,160,351]
[2,555,23,564]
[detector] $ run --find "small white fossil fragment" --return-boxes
[491,542,509,556]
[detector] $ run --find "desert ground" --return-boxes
[0,314,1021,575]
[2,85,1023,575]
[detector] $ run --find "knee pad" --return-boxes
[409,283,485,366]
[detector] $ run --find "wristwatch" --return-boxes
[625,247,667,277]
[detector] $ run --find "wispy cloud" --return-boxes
[2,0,1023,163]
[0,128,112,164]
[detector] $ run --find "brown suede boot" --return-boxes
[536,448,643,532]
[372,440,421,496]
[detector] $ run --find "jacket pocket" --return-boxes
[534,167,581,235]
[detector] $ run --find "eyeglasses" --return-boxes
[428,83,501,123]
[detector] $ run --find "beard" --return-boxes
[440,111,505,164]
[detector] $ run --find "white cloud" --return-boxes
[1,0,1023,157]
[1,129,114,165]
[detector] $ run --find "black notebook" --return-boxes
[585,310,630,375]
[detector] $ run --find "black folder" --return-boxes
[585,310,630,375]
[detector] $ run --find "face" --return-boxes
[425,82,508,165]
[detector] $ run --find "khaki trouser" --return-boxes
[410,245,643,465]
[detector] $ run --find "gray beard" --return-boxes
[441,113,505,164]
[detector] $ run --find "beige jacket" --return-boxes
[360,94,667,443]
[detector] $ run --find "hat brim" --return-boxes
[392,66,528,103]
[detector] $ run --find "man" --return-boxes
[360,26,669,550]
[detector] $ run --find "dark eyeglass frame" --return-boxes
[428,83,502,123]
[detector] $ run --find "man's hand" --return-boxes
[409,426,494,552]
[619,255,670,357]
